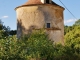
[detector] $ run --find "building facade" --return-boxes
[15,0,65,44]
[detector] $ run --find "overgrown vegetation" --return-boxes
[0,19,80,60]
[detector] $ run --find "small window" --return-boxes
[47,23,50,28]
[46,0,49,4]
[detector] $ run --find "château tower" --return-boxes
[15,0,65,44]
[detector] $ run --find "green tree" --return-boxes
[0,19,80,60]
[20,30,55,60]
[0,20,10,38]
[0,19,16,38]
[9,30,16,35]
[0,30,55,60]
[74,19,80,26]
[65,25,80,59]
[64,25,73,35]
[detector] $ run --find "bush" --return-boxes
[0,29,80,60]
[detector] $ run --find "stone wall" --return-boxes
[16,4,64,44]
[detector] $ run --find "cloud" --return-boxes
[64,19,77,24]
[2,16,9,18]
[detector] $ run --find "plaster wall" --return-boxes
[16,4,64,44]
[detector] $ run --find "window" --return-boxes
[46,0,49,4]
[47,23,50,28]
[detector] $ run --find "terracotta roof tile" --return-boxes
[22,0,42,5]
[22,0,63,7]
[15,0,64,9]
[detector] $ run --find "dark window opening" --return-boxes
[47,23,50,28]
[46,0,49,4]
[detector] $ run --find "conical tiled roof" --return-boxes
[15,0,64,10]
[22,0,42,5]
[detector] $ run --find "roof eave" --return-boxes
[15,4,65,10]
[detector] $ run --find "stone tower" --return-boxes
[15,0,65,44]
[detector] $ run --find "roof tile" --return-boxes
[23,0,42,5]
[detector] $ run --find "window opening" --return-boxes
[47,23,50,28]
[46,0,49,4]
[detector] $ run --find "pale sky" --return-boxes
[0,0,80,30]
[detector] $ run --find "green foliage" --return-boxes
[19,30,55,60]
[64,19,80,60]
[0,19,80,60]
[64,25,73,35]
[74,19,80,26]
[65,25,80,57]
[9,30,16,35]
[0,19,16,37]
[0,29,80,60]
[0,30,54,60]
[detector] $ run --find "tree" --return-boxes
[20,29,55,60]
[74,19,80,26]
[0,29,55,60]
[0,19,16,37]
[64,25,73,35]
[65,25,80,58]
[0,19,80,60]
[9,30,16,35]
[0,19,4,30]
[0,19,9,38]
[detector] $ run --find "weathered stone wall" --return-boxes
[16,4,64,44]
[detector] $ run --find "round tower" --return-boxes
[15,0,65,44]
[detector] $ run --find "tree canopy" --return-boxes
[74,19,80,26]
[0,19,80,60]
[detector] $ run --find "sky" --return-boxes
[0,0,80,30]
